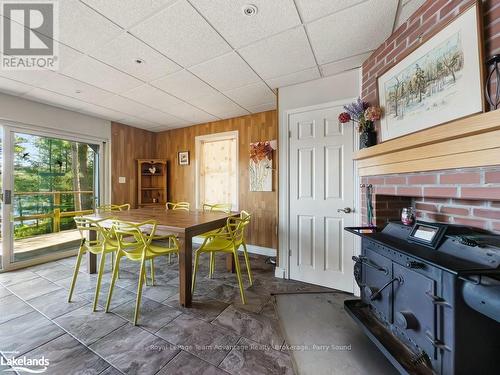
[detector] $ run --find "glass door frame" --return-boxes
[1,121,109,271]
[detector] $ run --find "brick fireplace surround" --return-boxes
[360,0,500,233]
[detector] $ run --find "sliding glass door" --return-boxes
[1,125,103,270]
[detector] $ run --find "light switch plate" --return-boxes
[118,176,126,184]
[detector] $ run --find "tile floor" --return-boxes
[0,251,334,375]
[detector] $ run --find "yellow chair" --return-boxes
[105,219,179,325]
[202,203,232,213]
[192,213,252,304]
[96,204,130,212]
[166,201,190,211]
[69,217,118,311]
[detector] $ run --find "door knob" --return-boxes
[337,207,352,213]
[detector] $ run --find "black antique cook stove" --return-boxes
[344,221,500,375]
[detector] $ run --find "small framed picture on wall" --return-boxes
[178,151,189,165]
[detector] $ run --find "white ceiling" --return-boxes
[0,0,420,132]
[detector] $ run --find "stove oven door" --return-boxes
[393,263,437,361]
[362,248,392,322]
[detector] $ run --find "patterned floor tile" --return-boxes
[0,286,12,299]
[0,294,34,324]
[163,295,229,322]
[24,334,108,375]
[32,264,75,282]
[0,269,39,287]
[54,306,127,345]
[212,305,284,348]
[27,288,90,319]
[219,337,294,375]
[0,311,65,357]
[156,350,227,375]
[156,314,239,366]
[89,324,179,375]
[7,277,62,300]
[111,297,182,333]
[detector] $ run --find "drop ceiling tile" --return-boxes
[265,67,320,89]
[40,72,114,105]
[307,0,398,64]
[91,32,181,82]
[189,52,261,91]
[100,94,155,117]
[246,102,277,113]
[122,84,217,122]
[81,0,177,29]
[62,56,143,94]
[0,77,33,96]
[294,0,366,23]
[0,67,50,86]
[136,109,185,126]
[130,0,231,67]
[189,0,300,48]
[224,81,276,108]
[320,52,372,77]
[116,116,160,129]
[151,70,216,101]
[217,108,251,120]
[52,43,85,71]
[395,0,426,28]
[189,92,245,117]
[58,0,123,54]
[77,104,127,121]
[23,88,87,111]
[238,27,316,79]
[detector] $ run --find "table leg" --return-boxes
[179,234,192,307]
[226,253,235,273]
[86,230,97,274]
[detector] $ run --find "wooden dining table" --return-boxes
[84,208,237,307]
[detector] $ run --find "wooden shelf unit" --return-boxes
[137,159,167,207]
[353,111,500,176]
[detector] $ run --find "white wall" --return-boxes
[277,68,361,279]
[0,93,111,141]
[278,68,361,113]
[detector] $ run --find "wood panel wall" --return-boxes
[155,110,278,249]
[111,122,155,208]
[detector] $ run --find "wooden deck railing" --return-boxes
[14,191,94,232]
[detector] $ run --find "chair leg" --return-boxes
[242,243,253,286]
[92,251,108,311]
[134,259,147,325]
[191,251,201,293]
[233,250,246,304]
[209,252,214,278]
[68,247,84,302]
[105,253,121,313]
[149,258,155,286]
[168,253,172,264]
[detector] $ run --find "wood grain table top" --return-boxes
[85,208,236,235]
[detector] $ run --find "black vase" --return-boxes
[359,130,377,149]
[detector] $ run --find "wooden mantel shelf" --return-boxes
[353,110,500,177]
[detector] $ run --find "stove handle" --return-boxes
[352,256,389,275]
[369,276,403,301]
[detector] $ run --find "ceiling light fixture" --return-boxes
[242,4,258,16]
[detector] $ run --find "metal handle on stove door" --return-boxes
[352,256,389,275]
[369,276,403,301]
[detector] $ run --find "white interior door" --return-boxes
[288,103,355,292]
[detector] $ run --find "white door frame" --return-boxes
[194,130,239,211]
[0,120,111,271]
[277,99,361,292]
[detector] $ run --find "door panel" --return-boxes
[289,103,355,292]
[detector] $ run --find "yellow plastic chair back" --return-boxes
[202,203,232,213]
[166,201,190,211]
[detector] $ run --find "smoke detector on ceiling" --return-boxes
[242,4,258,17]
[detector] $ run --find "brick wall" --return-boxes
[362,0,500,109]
[360,167,500,233]
[359,0,500,233]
